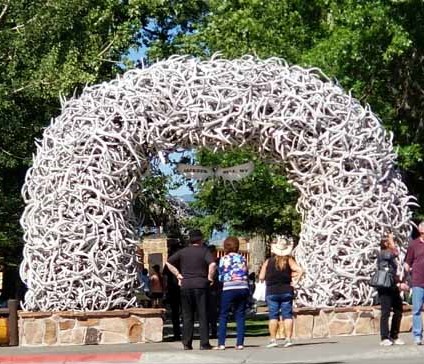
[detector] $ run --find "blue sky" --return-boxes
[158,151,194,197]
[128,47,145,64]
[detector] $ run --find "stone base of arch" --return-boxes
[288,305,413,339]
[17,306,416,347]
[18,308,164,346]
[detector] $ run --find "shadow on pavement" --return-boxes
[292,341,338,347]
[289,362,344,364]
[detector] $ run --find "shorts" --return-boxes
[266,292,293,320]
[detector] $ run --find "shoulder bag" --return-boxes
[369,267,394,288]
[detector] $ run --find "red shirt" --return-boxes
[405,238,424,287]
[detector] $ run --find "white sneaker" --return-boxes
[380,339,393,346]
[283,339,293,348]
[392,338,405,345]
[266,340,278,348]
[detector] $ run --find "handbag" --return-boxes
[369,267,394,288]
[252,281,266,301]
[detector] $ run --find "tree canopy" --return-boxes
[0,0,206,262]
[2,0,424,262]
[151,0,424,231]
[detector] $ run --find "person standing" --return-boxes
[207,244,220,339]
[259,237,303,348]
[405,221,424,345]
[376,232,407,346]
[166,229,216,350]
[214,236,249,350]
[139,268,150,295]
[163,243,183,341]
[136,267,151,307]
[150,265,164,308]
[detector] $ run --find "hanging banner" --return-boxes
[176,164,214,181]
[215,161,255,181]
[176,161,254,181]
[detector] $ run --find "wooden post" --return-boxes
[7,299,18,346]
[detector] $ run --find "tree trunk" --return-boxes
[249,234,267,277]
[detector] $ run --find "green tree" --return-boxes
[153,0,424,220]
[187,148,300,239]
[0,0,207,263]
[0,0,143,263]
[300,0,424,220]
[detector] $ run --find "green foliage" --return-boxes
[141,0,209,60]
[3,0,424,263]
[0,0,146,262]
[0,0,207,262]
[188,148,300,239]
[154,0,424,220]
[300,0,424,219]
[165,0,324,59]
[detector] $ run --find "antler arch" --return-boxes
[20,55,414,310]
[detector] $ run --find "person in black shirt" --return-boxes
[166,230,216,350]
[163,244,182,341]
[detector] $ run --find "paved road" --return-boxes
[139,335,424,364]
[1,333,423,363]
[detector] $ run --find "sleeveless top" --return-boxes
[265,257,293,295]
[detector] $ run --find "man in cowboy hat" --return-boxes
[166,229,216,350]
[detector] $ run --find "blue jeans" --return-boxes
[412,287,424,340]
[218,288,249,346]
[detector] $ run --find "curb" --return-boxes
[0,352,142,364]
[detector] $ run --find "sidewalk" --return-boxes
[1,333,424,364]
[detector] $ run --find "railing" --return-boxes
[0,299,19,346]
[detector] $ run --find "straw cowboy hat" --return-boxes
[271,236,293,256]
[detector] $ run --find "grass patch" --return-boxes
[227,315,269,337]
[163,313,270,339]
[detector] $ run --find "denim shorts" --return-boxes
[266,292,294,320]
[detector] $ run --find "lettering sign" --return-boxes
[177,161,254,181]
[215,162,254,181]
[176,164,214,181]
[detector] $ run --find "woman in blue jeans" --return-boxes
[214,236,249,350]
[259,237,303,348]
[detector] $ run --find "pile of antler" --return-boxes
[20,54,415,311]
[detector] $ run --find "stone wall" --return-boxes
[18,305,417,346]
[289,305,415,339]
[18,308,164,346]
